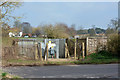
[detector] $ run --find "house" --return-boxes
[74,35,79,39]
[8,28,23,37]
[38,34,47,38]
[74,34,89,39]
[96,33,106,37]
[9,31,23,37]
[22,33,32,38]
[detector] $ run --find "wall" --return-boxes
[2,46,19,59]
[86,37,108,55]
[3,39,66,60]
[2,38,108,59]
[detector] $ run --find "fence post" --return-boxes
[43,45,46,61]
[65,43,70,58]
[86,37,89,56]
[82,42,85,59]
[74,38,77,59]
[35,43,38,60]
[65,43,67,58]
[78,43,81,60]
[46,43,48,61]
[39,43,43,61]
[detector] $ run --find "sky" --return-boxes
[11,2,118,30]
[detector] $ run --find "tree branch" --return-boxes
[0,2,7,6]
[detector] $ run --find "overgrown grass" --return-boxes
[46,50,118,65]
[74,50,118,64]
[107,34,120,55]
[86,50,117,59]
[74,58,118,64]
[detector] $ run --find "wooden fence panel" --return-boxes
[2,46,19,59]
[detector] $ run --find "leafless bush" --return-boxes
[2,46,19,60]
[107,34,120,55]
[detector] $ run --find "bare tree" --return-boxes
[69,24,76,37]
[32,27,41,37]
[43,23,70,39]
[0,1,22,25]
[106,18,119,35]
[108,18,118,30]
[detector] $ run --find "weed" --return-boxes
[2,73,7,78]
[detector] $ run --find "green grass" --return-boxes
[1,73,7,78]
[46,58,118,65]
[74,50,118,64]
[74,58,118,64]
[4,57,118,66]
[46,51,119,65]
[87,51,118,60]
[0,69,21,79]
[3,50,119,66]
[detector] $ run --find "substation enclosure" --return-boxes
[41,39,66,59]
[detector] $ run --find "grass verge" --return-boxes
[2,50,119,67]
[0,69,21,79]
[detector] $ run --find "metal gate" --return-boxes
[17,39,65,59]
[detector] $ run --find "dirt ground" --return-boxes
[48,58,77,62]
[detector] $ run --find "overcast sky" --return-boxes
[11,2,118,30]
